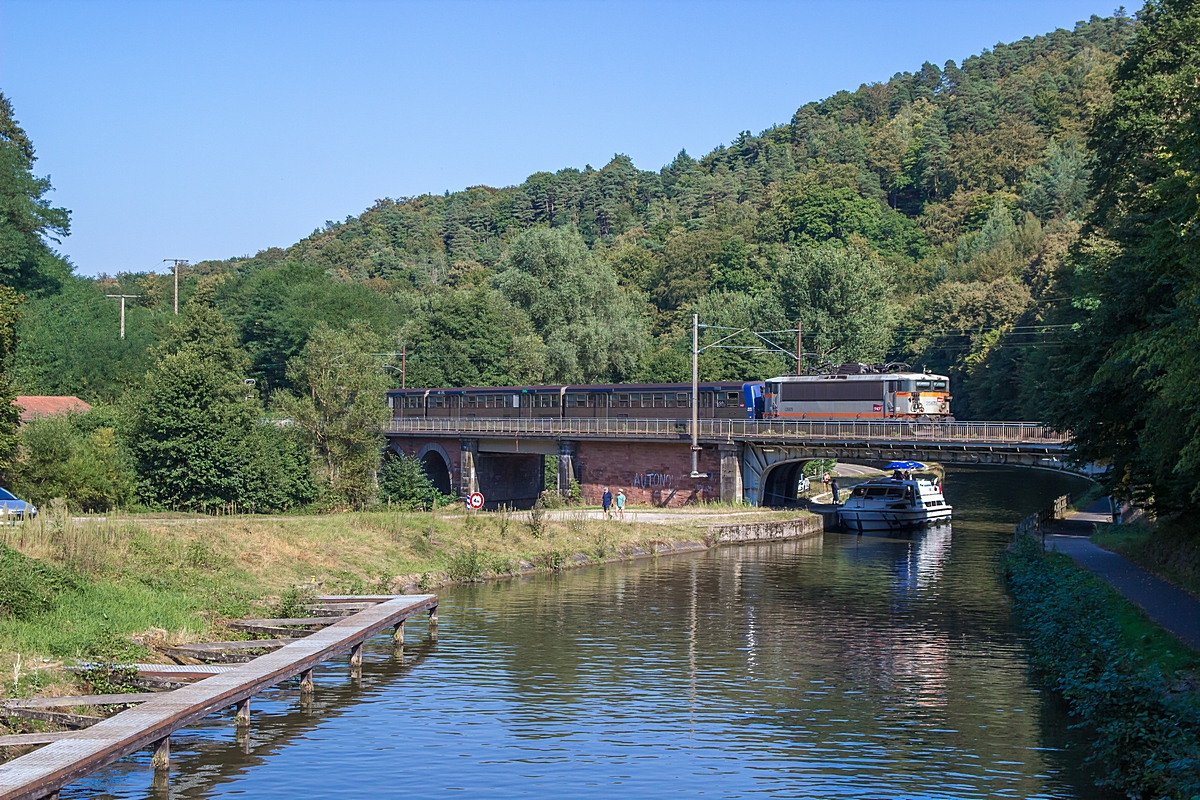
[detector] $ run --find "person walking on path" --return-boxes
[831,477,840,504]
[602,487,613,520]
[615,490,626,521]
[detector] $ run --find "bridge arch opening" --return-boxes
[761,460,818,507]
[415,444,454,497]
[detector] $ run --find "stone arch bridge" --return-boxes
[383,418,1074,509]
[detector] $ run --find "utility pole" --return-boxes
[401,345,406,389]
[105,294,141,339]
[691,313,701,478]
[796,320,803,375]
[163,259,188,314]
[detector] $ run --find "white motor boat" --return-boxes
[837,477,952,532]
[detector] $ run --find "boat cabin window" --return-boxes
[865,486,904,498]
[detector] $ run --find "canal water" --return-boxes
[70,466,1099,799]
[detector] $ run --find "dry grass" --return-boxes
[0,504,809,711]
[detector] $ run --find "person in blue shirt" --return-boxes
[602,487,613,520]
[615,490,626,521]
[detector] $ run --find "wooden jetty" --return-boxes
[0,593,437,800]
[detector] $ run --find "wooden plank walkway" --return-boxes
[0,593,436,800]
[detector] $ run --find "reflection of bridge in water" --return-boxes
[383,418,1073,508]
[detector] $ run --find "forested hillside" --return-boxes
[10,13,1133,421]
[8,5,1198,516]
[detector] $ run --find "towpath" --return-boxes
[1046,500,1200,650]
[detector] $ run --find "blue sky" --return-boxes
[1,0,1113,277]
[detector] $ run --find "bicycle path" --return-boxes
[1046,500,1200,650]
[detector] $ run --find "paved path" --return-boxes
[1047,527,1200,651]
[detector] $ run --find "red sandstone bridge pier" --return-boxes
[383,418,1071,509]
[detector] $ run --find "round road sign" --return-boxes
[468,492,485,510]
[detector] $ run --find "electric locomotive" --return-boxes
[763,365,951,420]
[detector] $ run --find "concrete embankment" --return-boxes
[704,515,823,546]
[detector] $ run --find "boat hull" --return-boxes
[838,507,953,532]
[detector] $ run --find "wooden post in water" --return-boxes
[349,642,363,668]
[235,698,250,727]
[151,736,170,770]
[299,669,314,695]
[429,606,438,641]
[393,621,404,646]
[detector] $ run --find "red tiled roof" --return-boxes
[13,396,91,423]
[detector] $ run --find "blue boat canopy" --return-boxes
[884,460,927,471]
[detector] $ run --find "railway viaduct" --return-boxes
[383,418,1074,508]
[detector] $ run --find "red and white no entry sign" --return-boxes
[468,492,485,510]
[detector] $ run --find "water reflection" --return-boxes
[62,466,1098,799]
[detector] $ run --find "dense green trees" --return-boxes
[1049,0,1200,512]
[0,286,20,483]
[276,322,388,508]
[494,227,642,382]
[0,93,70,295]
[9,10,1195,518]
[9,409,134,511]
[126,284,312,511]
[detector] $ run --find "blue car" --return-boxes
[0,487,36,520]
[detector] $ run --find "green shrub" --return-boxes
[447,544,484,582]
[378,452,445,511]
[1005,535,1200,797]
[11,411,136,512]
[0,544,79,620]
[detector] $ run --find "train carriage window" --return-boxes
[464,396,477,408]
[551,394,560,407]
[700,392,713,408]
[665,394,676,408]
[715,393,727,408]
[617,393,631,408]
[485,395,495,409]
[677,393,691,407]
[654,393,665,408]
[630,393,642,408]
[728,391,742,406]
[886,381,897,393]
[588,394,600,408]
[431,395,445,408]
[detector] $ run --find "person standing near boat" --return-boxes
[831,477,840,504]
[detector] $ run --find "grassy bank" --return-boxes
[1004,535,1200,798]
[0,505,805,699]
[1092,516,1200,600]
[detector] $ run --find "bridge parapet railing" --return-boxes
[382,418,1067,445]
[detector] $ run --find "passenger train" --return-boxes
[387,365,952,421]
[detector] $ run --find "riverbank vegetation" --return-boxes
[0,506,805,694]
[1005,534,1200,798]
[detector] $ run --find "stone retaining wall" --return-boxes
[705,514,823,546]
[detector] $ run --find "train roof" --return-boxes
[767,372,949,383]
[386,381,753,396]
